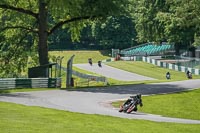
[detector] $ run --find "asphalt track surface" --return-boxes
[1,64,200,124]
[74,63,156,81]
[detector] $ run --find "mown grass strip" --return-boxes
[0,102,200,133]
[112,88,200,120]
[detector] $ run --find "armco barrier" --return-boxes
[0,78,61,89]
[142,57,200,75]
[87,56,200,75]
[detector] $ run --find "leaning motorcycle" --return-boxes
[119,94,142,113]
[119,99,133,112]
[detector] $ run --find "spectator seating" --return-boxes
[120,43,173,56]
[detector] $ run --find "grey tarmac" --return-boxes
[73,63,156,81]
[1,79,200,124]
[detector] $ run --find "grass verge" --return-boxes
[0,102,200,133]
[49,50,110,65]
[112,88,200,120]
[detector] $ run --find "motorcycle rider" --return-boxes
[130,93,143,111]
[120,93,143,112]
[88,58,92,66]
[98,61,102,67]
[186,70,192,79]
[166,72,171,80]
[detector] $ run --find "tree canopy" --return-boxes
[1,0,200,77]
[91,16,137,49]
[132,0,200,46]
[0,0,130,77]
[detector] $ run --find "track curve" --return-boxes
[1,79,200,124]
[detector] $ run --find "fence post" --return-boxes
[66,55,75,88]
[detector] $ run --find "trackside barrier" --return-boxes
[0,78,61,89]
[141,57,200,75]
[96,56,200,75]
[72,70,107,86]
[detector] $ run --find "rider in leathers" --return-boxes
[124,94,143,111]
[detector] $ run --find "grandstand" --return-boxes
[120,43,173,56]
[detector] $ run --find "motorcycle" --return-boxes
[166,72,170,80]
[98,61,102,67]
[187,72,192,79]
[88,58,92,66]
[119,95,142,113]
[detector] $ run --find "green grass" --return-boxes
[58,66,106,88]
[50,51,200,87]
[50,50,111,88]
[0,102,200,133]
[2,51,200,132]
[112,88,200,120]
[49,50,110,65]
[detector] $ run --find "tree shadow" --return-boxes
[66,83,194,95]
[0,93,34,98]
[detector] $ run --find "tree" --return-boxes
[0,0,130,76]
[92,16,137,49]
[131,0,169,43]
[131,0,200,55]
[155,0,200,54]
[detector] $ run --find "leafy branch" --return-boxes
[0,4,38,18]
[48,15,100,35]
[0,26,38,34]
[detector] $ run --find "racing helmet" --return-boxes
[136,93,141,99]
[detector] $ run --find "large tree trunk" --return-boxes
[38,0,48,66]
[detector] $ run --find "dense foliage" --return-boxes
[49,16,137,50]
[0,0,200,77]
[0,0,130,77]
[131,0,200,54]
[91,16,137,49]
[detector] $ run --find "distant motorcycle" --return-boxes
[88,58,92,66]
[187,72,192,79]
[186,71,192,79]
[119,94,143,113]
[98,61,102,67]
[166,72,171,80]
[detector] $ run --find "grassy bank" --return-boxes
[49,50,110,65]
[0,102,200,133]
[112,88,200,120]
[106,61,200,81]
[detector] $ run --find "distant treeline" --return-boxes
[48,16,137,50]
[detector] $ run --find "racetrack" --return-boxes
[1,63,200,124]
[74,63,156,81]
[1,79,200,124]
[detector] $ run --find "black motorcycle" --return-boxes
[119,94,143,113]
[88,58,92,66]
[98,61,102,67]
[186,71,192,79]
